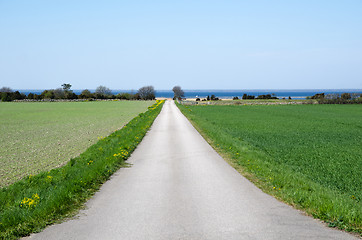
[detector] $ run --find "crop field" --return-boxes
[0,101,154,187]
[0,100,164,239]
[178,103,362,233]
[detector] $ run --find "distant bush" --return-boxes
[34,94,42,100]
[14,91,26,100]
[41,90,55,99]
[27,93,34,99]
[318,98,362,104]
[116,93,140,100]
[196,98,200,101]
[310,93,325,99]
[117,93,131,100]
[341,93,351,100]
[242,94,255,99]
[233,96,239,100]
[317,93,362,104]
[79,89,94,99]
[1,92,12,102]
[256,94,278,99]
[210,94,219,101]
[0,89,26,102]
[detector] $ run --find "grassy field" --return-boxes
[0,100,164,240]
[178,103,362,234]
[0,101,154,187]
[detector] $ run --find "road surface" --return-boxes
[25,100,357,240]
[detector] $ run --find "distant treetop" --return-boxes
[0,87,13,93]
[138,86,155,100]
[172,86,184,100]
[95,85,112,96]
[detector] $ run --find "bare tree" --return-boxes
[0,87,13,93]
[138,86,155,100]
[172,86,184,100]
[95,85,112,96]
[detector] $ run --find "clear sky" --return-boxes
[1,0,361,90]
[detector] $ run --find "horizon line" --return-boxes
[13,88,362,91]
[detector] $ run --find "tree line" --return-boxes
[0,85,156,102]
[195,93,280,101]
[307,92,362,104]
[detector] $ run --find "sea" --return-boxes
[15,89,362,100]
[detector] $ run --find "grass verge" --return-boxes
[177,102,361,236]
[0,100,164,240]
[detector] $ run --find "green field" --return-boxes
[0,100,164,239]
[0,101,154,187]
[178,103,362,233]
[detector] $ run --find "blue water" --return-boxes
[15,89,362,100]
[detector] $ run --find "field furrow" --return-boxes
[178,103,362,233]
[0,101,154,187]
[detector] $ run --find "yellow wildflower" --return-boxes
[20,193,40,208]
[46,175,53,183]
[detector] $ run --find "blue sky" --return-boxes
[1,1,361,90]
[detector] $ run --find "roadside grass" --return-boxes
[177,103,361,235]
[0,100,164,240]
[0,101,154,187]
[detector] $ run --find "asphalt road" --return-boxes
[25,100,357,240]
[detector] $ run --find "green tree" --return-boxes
[61,84,72,92]
[341,93,351,100]
[1,92,12,102]
[41,90,55,99]
[27,93,34,99]
[79,89,94,99]
[54,88,65,99]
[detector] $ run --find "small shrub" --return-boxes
[341,93,351,100]
[210,95,219,100]
[256,94,278,99]
[242,94,255,100]
[310,93,325,99]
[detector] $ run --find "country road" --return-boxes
[25,100,357,240]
